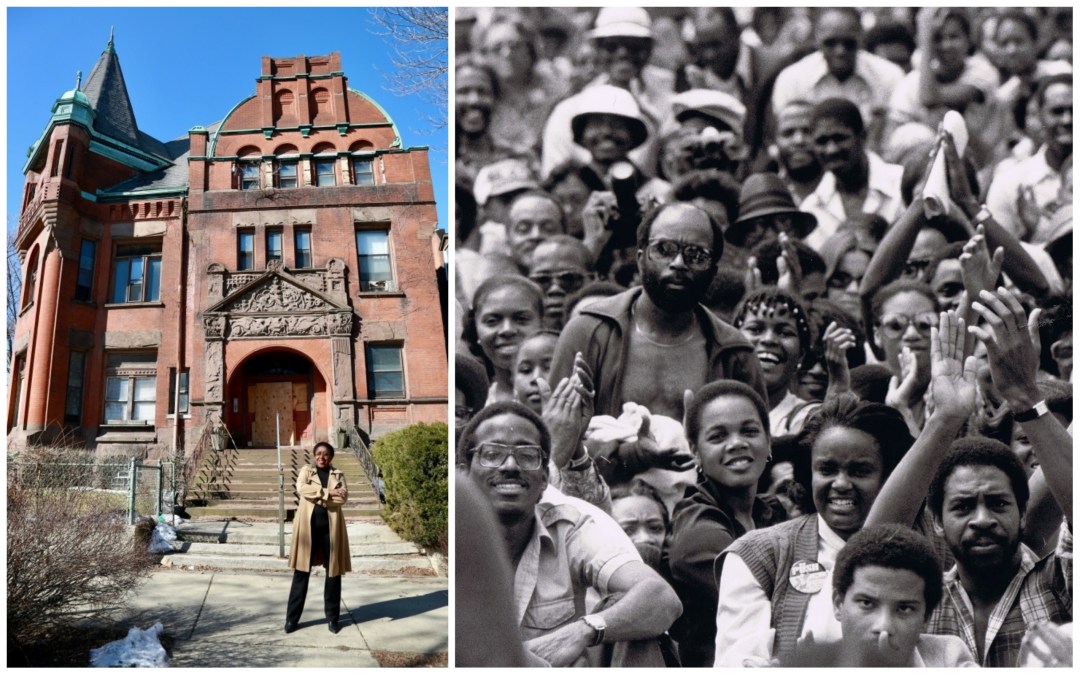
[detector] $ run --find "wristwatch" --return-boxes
[580,614,606,646]
[1013,400,1049,423]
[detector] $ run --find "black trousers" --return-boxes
[286,520,341,624]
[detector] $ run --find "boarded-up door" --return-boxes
[252,382,295,446]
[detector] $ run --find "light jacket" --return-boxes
[288,464,352,577]
[550,287,767,417]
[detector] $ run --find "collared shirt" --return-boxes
[514,485,641,661]
[800,152,905,250]
[714,515,846,666]
[985,145,1066,244]
[769,390,820,437]
[771,50,904,132]
[926,522,1072,667]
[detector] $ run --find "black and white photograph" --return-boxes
[453,6,1073,668]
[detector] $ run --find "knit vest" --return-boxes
[717,514,820,661]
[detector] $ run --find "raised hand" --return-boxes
[776,232,803,296]
[581,191,618,258]
[822,322,856,396]
[968,288,1041,411]
[542,352,595,469]
[929,311,978,421]
[745,256,763,292]
[886,346,920,410]
[959,225,1004,302]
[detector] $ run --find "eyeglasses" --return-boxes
[480,41,526,56]
[879,312,938,339]
[474,442,544,470]
[645,239,714,271]
[595,38,651,54]
[529,271,588,291]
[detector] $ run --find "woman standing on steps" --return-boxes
[285,441,352,634]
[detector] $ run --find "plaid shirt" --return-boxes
[926,523,1072,667]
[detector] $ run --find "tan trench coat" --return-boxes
[288,464,352,576]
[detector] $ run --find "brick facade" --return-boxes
[9,46,447,458]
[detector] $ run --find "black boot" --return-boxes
[325,573,342,633]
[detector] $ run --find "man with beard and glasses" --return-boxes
[800,98,904,250]
[458,401,682,667]
[986,74,1073,245]
[550,201,766,424]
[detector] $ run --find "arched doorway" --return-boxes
[226,349,326,447]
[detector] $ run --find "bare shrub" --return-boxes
[7,451,155,655]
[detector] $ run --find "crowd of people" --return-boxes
[452,6,1072,668]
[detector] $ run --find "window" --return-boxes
[10,353,26,429]
[168,368,189,415]
[294,228,312,268]
[266,230,283,263]
[75,239,96,302]
[104,352,156,424]
[111,243,161,303]
[237,230,255,271]
[315,159,336,187]
[65,351,87,424]
[277,160,298,188]
[239,161,260,190]
[353,157,375,185]
[366,345,404,398]
[21,252,38,309]
[356,229,393,291]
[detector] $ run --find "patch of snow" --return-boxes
[90,623,168,668]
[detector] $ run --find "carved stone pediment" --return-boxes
[202,267,355,340]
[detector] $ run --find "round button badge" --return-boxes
[789,559,828,594]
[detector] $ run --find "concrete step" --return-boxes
[175,521,408,545]
[158,552,434,575]
[188,489,378,501]
[184,505,383,519]
[171,541,420,557]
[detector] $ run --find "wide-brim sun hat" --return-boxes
[587,7,654,40]
[570,85,649,151]
[726,172,817,245]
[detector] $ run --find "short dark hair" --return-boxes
[923,241,967,284]
[636,200,726,262]
[994,9,1038,42]
[795,394,913,496]
[833,524,944,619]
[455,54,502,99]
[508,189,567,233]
[865,21,915,54]
[733,286,814,358]
[670,169,742,226]
[1036,72,1073,109]
[870,278,940,321]
[610,478,671,531]
[685,379,771,449]
[456,400,552,469]
[530,234,595,271]
[928,437,1030,520]
[811,97,865,139]
[313,441,335,459]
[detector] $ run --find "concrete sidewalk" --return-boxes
[113,567,447,666]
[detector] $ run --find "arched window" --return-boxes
[274,144,300,189]
[236,146,262,191]
[21,246,39,309]
[312,143,337,187]
[349,140,376,186]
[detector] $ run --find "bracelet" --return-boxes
[567,448,592,471]
[1013,400,1049,423]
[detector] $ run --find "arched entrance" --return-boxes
[226,349,327,447]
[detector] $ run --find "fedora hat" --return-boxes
[570,85,649,151]
[727,173,817,246]
[587,7,653,41]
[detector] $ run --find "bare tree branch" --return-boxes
[367,7,448,133]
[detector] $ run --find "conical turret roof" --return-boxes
[81,32,140,148]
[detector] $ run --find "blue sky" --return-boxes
[6,6,448,232]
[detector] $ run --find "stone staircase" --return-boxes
[159,520,438,576]
[185,446,382,520]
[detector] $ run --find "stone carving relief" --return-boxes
[325,312,353,336]
[331,337,354,400]
[205,342,223,402]
[227,315,327,338]
[292,272,324,292]
[224,273,260,295]
[229,277,331,314]
[203,315,226,339]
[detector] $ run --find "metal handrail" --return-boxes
[177,420,227,505]
[346,425,380,500]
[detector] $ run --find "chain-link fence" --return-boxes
[8,459,177,524]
